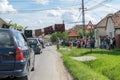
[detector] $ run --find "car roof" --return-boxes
[0,28,21,33]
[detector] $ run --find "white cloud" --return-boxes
[1,0,119,30]
[85,2,120,24]
[47,10,62,17]
[47,7,69,17]
[0,0,16,13]
[61,11,77,23]
[85,14,96,23]
[59,0,74,1]
[36,0,49,5]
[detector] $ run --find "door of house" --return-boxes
[115,34,120,48]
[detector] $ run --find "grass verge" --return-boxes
[58,46,120,80]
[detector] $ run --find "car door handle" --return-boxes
[9,52,14,55]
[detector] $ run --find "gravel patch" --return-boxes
[72,56,96,61]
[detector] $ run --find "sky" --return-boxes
[0,0,120,30]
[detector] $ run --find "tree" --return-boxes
[85,30,90,38]
[50,32,68,42]
[9,23,27,30]
[78,29,83,38]
[50,33,57,42]
[78,28,94,38]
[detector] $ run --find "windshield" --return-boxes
[27,39,38,44]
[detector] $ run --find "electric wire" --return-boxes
[86,0,116,11]
[0,7,82,14]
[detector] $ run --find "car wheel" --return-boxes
[40,50,42,53]
[31,56,35,71]
[31,66,35,71]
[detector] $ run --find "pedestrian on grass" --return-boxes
[69,40,73,49]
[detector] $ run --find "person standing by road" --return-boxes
[90,37,95,48]
[105,35,110,50]
[69,40,73,49]
[112,37,116,49]
[57,39,60,49]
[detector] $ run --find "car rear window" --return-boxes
[14,32,27,48]
[0,31,14,48]
[28,39,38,44]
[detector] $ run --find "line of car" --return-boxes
[27,38,43,54]
[0,28,45,80]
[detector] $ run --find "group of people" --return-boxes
[68,37,96,49]
[76,38,95,48]
[65,35,116,50]
[100,35,116,50]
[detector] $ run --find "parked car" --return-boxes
[61,40,69,46]
[0,28,35,80]
[27,38,42,54]
[38,38,45,48]
[73,40,78,46]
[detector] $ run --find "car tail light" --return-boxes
[15,47,24,60]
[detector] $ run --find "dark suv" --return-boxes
[0,28,35,80]
[27,38,42,54]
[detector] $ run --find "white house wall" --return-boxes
[97,28,106,36]
[106,17,115,38]
[95,28,106,47]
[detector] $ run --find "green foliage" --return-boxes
[78,28,94,38]
[9,23,27,30]
[78,29,83,38]
[50,32,68,42]
[58,47,120,80]
[62,55,109,80]
[86,30,90,37]
[50,33,58,42]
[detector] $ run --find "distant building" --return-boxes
[96,10,120,48]
[69,25,83,32]
[68,30,79,40]
[0,18,7,27]
[96,11,120,37]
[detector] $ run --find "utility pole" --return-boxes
[82,0,85,38]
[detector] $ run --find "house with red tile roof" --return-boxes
[68,30,79,40]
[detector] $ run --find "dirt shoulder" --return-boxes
[52,46,73,80]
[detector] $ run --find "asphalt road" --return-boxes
[0,45,72,80]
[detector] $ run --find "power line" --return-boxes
[75,10,82,23]
[0,7,82,14]
[87,0,114,11]
[65,21,82,24]
[0,1,34,2]
[92,12,103,19]
[86,11,103,20]
[0,0,80,3]
[84,0,91,5]
[100,3,119,11]
[71,0,79,6]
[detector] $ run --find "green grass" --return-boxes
[62,55,109,80]
[58,46,120,80]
